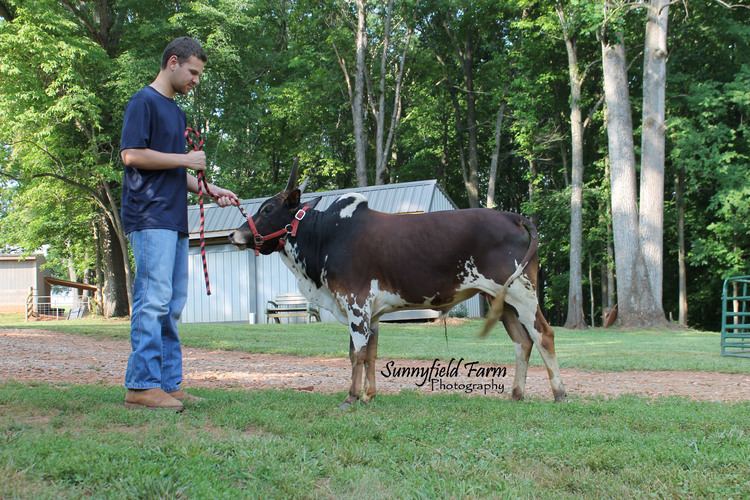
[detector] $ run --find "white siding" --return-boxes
[183,246,255,323]
[255,252,299,323]
[0,259,36,310]
[455,296,482,318]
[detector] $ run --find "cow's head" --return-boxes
[229,160,320,254]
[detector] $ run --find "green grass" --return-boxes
[1,382,749,498]
[1,314,748,373]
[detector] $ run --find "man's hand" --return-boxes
[184,150,206,172]
[209,185,240,207]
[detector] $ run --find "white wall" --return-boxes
[183,246,256,323]
[0,259,36,312]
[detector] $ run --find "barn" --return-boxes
[183,179,482,324]
[0,254,51,313]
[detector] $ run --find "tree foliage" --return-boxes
[0,0,748,328]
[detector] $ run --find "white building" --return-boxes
[183,179,481,324]
[0,254,50,313]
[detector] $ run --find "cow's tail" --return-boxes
[479,215,538,338]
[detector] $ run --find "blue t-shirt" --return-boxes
[120,86,188,234]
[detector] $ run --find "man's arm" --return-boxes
[187,172,240,208]
[121,148,205,172]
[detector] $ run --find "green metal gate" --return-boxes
[721,276,750,358]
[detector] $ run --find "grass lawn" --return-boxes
[2,316,749,497]
[1,314,748,373]
[1,382,749,498]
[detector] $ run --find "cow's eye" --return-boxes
[263,205,273,214]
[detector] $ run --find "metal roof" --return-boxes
[0,254,42,261]
[188,179,456,239]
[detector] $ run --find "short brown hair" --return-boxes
[161,37,207,69]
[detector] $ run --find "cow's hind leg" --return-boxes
[501,312,533,401]
[505,278,567,402]
[534,308,566,401]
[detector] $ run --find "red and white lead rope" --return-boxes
[185,127,212,296]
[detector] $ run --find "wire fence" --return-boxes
[25,293,92,321]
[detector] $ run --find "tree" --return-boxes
[557,1,588,329]
[419,2,490,207]
[366,0,412,185]
[485,99,507,209]
[600,0,665,326]
[352,0,368,186]
[0,0,131,316]
[639,0,670,306]
[332,0,413,186]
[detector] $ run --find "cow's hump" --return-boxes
[334,193,368,218]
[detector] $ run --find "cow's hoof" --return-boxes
[338,397,358,411]
[554,391,567,403]
[511,387,524,401]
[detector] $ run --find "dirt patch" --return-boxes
[1,329,749,402]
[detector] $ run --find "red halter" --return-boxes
[238,204,311,256]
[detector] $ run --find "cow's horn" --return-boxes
[299,177,310,193]
[285,157,300,192]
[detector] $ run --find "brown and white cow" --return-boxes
[228,167,566,407]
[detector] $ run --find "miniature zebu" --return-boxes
[229,167,566,407]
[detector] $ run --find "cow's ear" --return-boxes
[286,189,301,207]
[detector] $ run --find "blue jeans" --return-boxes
[125,229,188,392]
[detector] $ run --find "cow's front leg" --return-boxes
[361,322,379,404]
[339,300,372,410]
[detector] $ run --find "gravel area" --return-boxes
[1,329,749,402]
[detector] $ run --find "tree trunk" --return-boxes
[676,167,688,326]
[0,1,16,21]
[462,33,480,208]
[486,101,506,209]
[559,4,587,329]
[448,84,472,206]
[600,263,609,324]
[438,103,449,184]
[639,0,669,308]
[373,0,393,185]
[100,180,132,311]
[66,255,81,300]
[560,141,570,187]
[98,215,129,317]
[528,159,537,226]
[353,0,368,186]
[82,268,94,303]
[589,255,595,327]
[377,28,411,185]
[92,221,104,315]
[604,165,616,315]
[601,15,665,326]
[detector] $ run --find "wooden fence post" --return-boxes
[25,286,34,321]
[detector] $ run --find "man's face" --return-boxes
[167,55,205,95]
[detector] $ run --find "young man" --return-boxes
[120,37,240,411]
